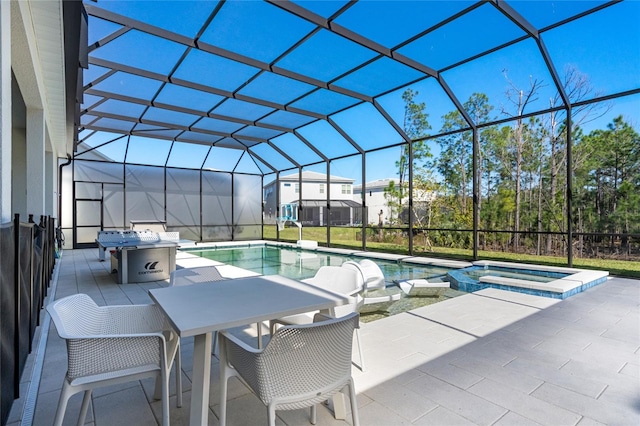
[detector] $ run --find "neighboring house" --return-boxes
[398,187,438,225]
[354,178,438,225]
[263,171,361,226]
[353,178,396,226]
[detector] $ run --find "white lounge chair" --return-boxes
[397,278,450,296]
[219,312,360,426]
[342,258,386,290]
[342,259,401,306]
[47,294,182,426]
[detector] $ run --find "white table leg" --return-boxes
[120,249,128,284]
[190,332,212,426]
[257,322,263,349]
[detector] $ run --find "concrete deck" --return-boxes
[7,248,640,425]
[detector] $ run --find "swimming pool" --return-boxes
[182,244,466,321]
[186,245,454,283]
[181,242,609,311]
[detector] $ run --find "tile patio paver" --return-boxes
[7,248,640,426]
[413,406,479,425]
[467,377,582,425]
[403,373,508,425]
[449,356,543,395]
[530,382,638,425]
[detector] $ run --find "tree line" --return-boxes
[384,67,639,260]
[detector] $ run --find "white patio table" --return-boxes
[149,274,350,426]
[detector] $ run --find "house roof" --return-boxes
[295,199,362,208]
[353,178,397,192]
[279,170,353,183]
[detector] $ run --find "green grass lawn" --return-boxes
[263,225,640,278]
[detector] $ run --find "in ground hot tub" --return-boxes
[447,260,608,299]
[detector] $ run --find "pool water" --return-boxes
[463,268,568,283]
[184,245,465,322]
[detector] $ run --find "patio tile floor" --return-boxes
[7,248,640,425]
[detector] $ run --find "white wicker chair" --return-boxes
[47,294,182,426]
[269,266,366,371]
[219,312,360,426]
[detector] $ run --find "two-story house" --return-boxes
[263,171,361,226]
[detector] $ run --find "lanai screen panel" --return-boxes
[73,160,123,184]
[125,165,165,224]
[233,174,263,240]
[202,170,232,241]
[166,168,201,241]
[103,184,125,229]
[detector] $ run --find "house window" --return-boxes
[341,184,351,194]
[319,183,324,194]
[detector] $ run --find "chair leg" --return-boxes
[257,322,263,349]
[161,370,170,426]
[219,359,245,426]
[175,348,183,408]
[355,328,365,371]
[219,346,230,426]
[53,381,74,426]
[211,331,218,356]
[77,389,92,426]
[219,374,228,426]
[267,404,277,426]
[310,405,317,425]
[153,373,162,401]
[348,380,360,426]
